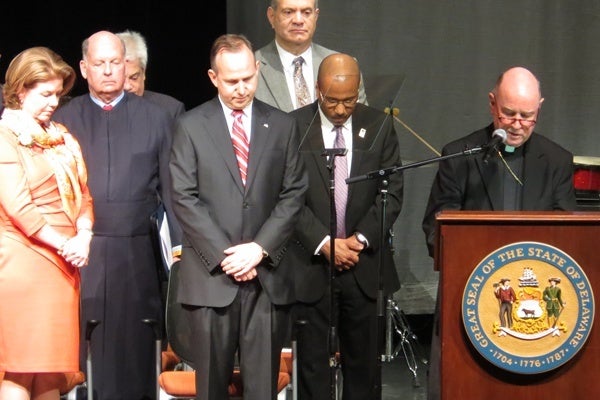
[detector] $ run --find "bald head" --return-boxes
[317,53,360,91]
[316,53,361,126]
[83,30,125,60]
[494,66,542,103]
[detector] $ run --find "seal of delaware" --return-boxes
[462,241,594,373]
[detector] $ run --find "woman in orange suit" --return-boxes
[0,47,94,400]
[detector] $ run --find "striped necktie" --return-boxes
[231,110,249,185]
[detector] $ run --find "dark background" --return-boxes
[1,1,227,110]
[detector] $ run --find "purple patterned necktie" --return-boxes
[334,126,348,238]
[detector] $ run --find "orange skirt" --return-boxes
[0,235,80,373]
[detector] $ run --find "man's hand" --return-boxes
[221,242,264,281]
[321,235,364,271]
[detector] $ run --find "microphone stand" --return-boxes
[322,147,347,400]
[345,145,484,400]
[374,178,388,399]
[346,146,484,185]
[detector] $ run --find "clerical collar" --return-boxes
[501,142,524,159]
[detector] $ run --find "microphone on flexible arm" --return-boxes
[482,129,508,163]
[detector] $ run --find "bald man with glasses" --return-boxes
[421,66,577,400]
[285,53,403,400]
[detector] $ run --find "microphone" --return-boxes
[482,129,507,163]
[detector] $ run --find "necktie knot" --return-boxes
[334,126,346,147]
[293,56,304,68]
[102,104,113,111]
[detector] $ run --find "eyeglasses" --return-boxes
[497,115,537,127]
[319,94,358,108]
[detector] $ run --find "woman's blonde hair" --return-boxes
[3,46,75,110]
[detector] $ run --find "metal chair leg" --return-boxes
[85,320,101,400]
[142,319,162,400]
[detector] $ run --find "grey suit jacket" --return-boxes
[422,123,577,256]
[169,97,308,307]
[255,40,368,112]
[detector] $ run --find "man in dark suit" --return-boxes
[169,34,307,400]
[421,66,577,400]
[255,0,367,112]
[117,29,186,119]
[287,53,403,400]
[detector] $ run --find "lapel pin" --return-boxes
[263,123,269,128]
[359,128,366,138]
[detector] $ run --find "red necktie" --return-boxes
[102,104,113,111]
[231,110,249,186]
[334,126,348,238]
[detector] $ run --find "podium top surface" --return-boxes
[436,210,600,224]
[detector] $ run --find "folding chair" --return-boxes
[156,261,293,399]
[157,348,292,399]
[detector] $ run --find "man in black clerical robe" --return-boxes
[54,30,180,400]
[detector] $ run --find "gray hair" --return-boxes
[116,30,149,69]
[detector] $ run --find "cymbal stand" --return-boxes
[383,298,429,387]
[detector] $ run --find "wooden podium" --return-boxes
[434,211,600,399]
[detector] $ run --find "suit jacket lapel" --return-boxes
[259,42,294,111]
[347,112,372,202]
[297,105,330,192]
[477,159,503,210]
[472,126,502,210]
[521,137,546,209]
[311,46,328,80]
[206,98,245,191]
[245,103,271,190]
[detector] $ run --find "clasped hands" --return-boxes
[58,230,92,268]
[221,242,265,282]
[321,235,365,271]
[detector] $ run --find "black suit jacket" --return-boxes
[169,97,308,308]
[143,90,185,120]
[422,123,577,256]
[287,102,403,302]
